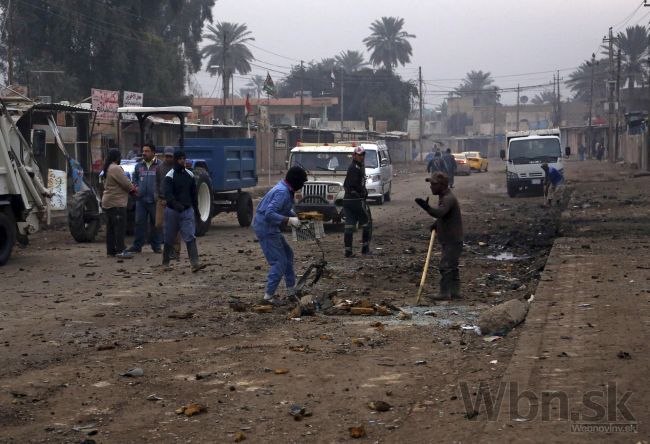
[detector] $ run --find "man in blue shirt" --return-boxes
[541,163,565,207]
[126,143,162,253]
[253,166,307,305]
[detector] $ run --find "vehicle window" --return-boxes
[364,150,379,168]
[290,151,378,170]
[509,139,561,164]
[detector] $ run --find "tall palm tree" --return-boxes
[567,59,608,101]
[455,70,495,95]
[616,25,648,90]
[201,22,255,108]
[246,74,265,98]
[531,90,556,105]
[363,17,415,72]
[335,50,368,73]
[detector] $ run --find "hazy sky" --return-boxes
[193,0,645,107]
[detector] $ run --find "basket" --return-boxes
[292,220,325,241]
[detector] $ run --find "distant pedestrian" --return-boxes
[541,163,565,207]
[414,172,464,301]
[126,143,162,254]
[597,141,606,161]
[162,151,205,272]
[427,151,448,175]
[253,166,307,305]
[442,148,457,188]
[127,143,140,160]
[578,143,586,161]
[101,149,136,259]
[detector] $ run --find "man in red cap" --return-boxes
[342,146,372,257]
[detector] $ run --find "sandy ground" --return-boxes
[1,159,644,443]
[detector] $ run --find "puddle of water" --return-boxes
[486,252,528,261]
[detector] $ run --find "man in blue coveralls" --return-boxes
[253,166,308,305]
[541,163,565,207]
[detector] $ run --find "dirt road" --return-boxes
[0,160,595,443]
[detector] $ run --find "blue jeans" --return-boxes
[257,233,295,296]
[163,207,196,245]
[133,200,161,251]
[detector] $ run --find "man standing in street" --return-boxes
[156,147,181,259]
[427,151,448,175]
[415,172,464,302]
[343,146,372,257]
[442,148,457,188]
[541,163,565,207]
[126,143,162,254]
[253,166,307,305]
[162,151,205,272]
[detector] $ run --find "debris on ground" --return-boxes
[349,426,367,438]
[617,351,632,360]
[175,403,206,417]
[252,304,273,314]
[368,400,391,412]
[120,368,144,377]
[323,297,397,316]
[289,404,312,420]
[234,431,247,442]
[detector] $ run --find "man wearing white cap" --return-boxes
[342,146,372,257]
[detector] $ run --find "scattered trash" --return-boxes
[486,252,527,261]
[617,351,632,360]
[324,297,397,316]
[229,300,248,312]
[252,304,273,314]
[368,401,391,412]
[489,359,498,364]
[461,325,481,335]
[175,403,206,416]
[288,404,312,421]
[423,310,437,317]
[146,394,163,401]
[483,336,502,343]
[92,381,111,388]
[478,298,529,336]
[120,367,144,377]
[414,360,427,365]
[578,303,592,308]
[234,431,247,442]
[396,310,412,321]
[348,426,366,438]
[195,371,213,380]
[164,310,192,319]
[274,368,289,375]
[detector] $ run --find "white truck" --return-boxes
[502,128,563,197]
[0,101,50,265]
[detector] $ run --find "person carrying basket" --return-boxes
[253,166,308,306]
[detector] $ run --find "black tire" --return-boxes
[384,183,392,202]
[194,167,213,237]
[0,208,17,266]
[68,190,100,242]
[236,192,253,227]
[484,164,488,172]
[507,183,517,198]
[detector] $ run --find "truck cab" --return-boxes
[504,129,563,197]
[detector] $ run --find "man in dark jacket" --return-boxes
[162,151,204,272]
[126,143,162,253]
[427,151,448,175]
[415,172,463,302]
[343,146,372,257]
[442,148,457,188]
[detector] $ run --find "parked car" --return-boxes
[463,151,489,172]
[452,153,471,176]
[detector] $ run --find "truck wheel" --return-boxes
[384,183,392,202]
[236,192,253,227]
[69,190,100,242]
[194,167,213,237]
[0,209,17,266]
[507,183,517,198]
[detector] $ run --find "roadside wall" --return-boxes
[619,131,648,170]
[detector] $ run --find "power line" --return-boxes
[247,42,302,63]
[614,0,644,30]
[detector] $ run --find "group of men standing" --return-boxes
[427,148,457,187]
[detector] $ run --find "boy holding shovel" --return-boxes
[414,172,464,302]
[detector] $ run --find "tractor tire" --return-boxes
[236,192,253,227]
[68,190,100,242]
[0,208,17,266]
[194,167,213,237]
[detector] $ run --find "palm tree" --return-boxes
[201,22,255,110]
[335,50,368,73]
[566,59,608,101]
[616,25,648,89]
[455,70,495,95]
[246,74,265,98]
[531,90,556,105]
[363,17,415,72]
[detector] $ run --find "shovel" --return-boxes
[415,229,436,305]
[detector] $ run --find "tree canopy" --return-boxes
[1,0,215,104]
[363,17,415,72]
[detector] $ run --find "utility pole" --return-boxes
[299,60,304,140]
[587,53,598,158]
[492,88,498,156]
[418,66,423,158]
[516,84,520,131]
[557,70,562,127]
[615,49,622,162]
[603,27,616,161]
[7,0,14,85]
[339,67,344,141]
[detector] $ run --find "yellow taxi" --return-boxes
[462,151,489,172]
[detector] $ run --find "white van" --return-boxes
[289,141,393,222]
[503,129,563,197]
